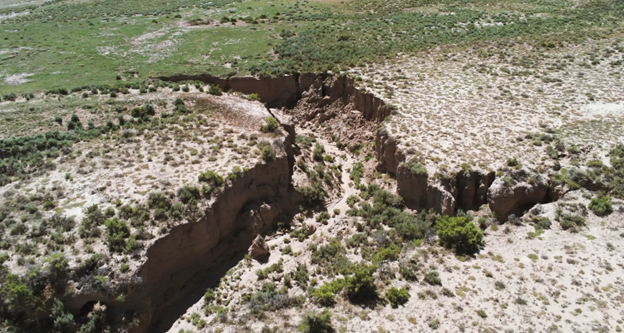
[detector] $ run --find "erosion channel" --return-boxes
[65,73,609,332]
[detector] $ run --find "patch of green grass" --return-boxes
[2,0,622,93]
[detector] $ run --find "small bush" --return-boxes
[533,216,551,230]
[147,192,172,210]
[344,264,377,302]
[386,287,410,308]
[298,309,333,333]
[258,141,275,162]
[178,186,201,205]
[198,170,224,187]
[144,103,155,115]
[104,218,130,252]
[588,193,613,216]
[131,107,146,118]
[208,85,223,96]
[43,201,56,210]
[204,288,215,303]
[399,262,418,281]
[506,158,521,168]
[260,117,280,133]
[246,93,260,101]
[311,280,345,307]
[312,143,325,161]
[559,214,585,231]
[294,264,309,287]
[372,244,400,264]
[50,298,76,332]
[349,162,364,186]
[2,92,16,101]
[296,135,315,148]
[424,271,441,285]
[404,157,427,176]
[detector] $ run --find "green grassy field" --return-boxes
[0,0,622,94]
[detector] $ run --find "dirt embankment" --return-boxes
[59,131,301,333]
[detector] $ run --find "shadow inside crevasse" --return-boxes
[149,251,247,333]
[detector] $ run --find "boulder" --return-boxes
[488,172,550,221]
[248,234,270,259]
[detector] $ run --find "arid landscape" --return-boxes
[0,0,623,332]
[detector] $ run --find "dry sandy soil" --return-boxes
[165,39,624,333]
[351,38,624,174]
[0,88,277,278]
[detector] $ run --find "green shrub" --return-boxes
[260,117,280,133]
[404,157,427,176]
[294,264,309,287]
[298,309,333,333]
[144,103,155,115]
[178,185,201,205]
[45,253,69,280]
[349,162,364,186]
[386,287,410,308]
[227,166,244,180]
[296,135,315,148]
[311,279,345,307]
[104,218,130,252]
[43,201,56,210]
[0,274,43,317]
[246,93,260,101]
[373,244,400,264]
[559,214,585,231]
[588,193,613,216]
[424,270,441,285]
[494,281,506,290]
[67,114,83,131]
[2,92,16,101]
[399,262,418,281]
[208,85,223,96]
[435,216,484,255]
[50,298,75,332]
[258,141,275,162]
[506,157,521,168]
[311,239,351,276]
[131,107,146,118]
[298,183,326,205]
[79,302,110,333]
[344,264,377,302]
[198,170,224,187]
[312,143,325,161]
[204,288,215,303]
[315,211,330,225]
[533,216,551,230]
[147,192,172,210]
